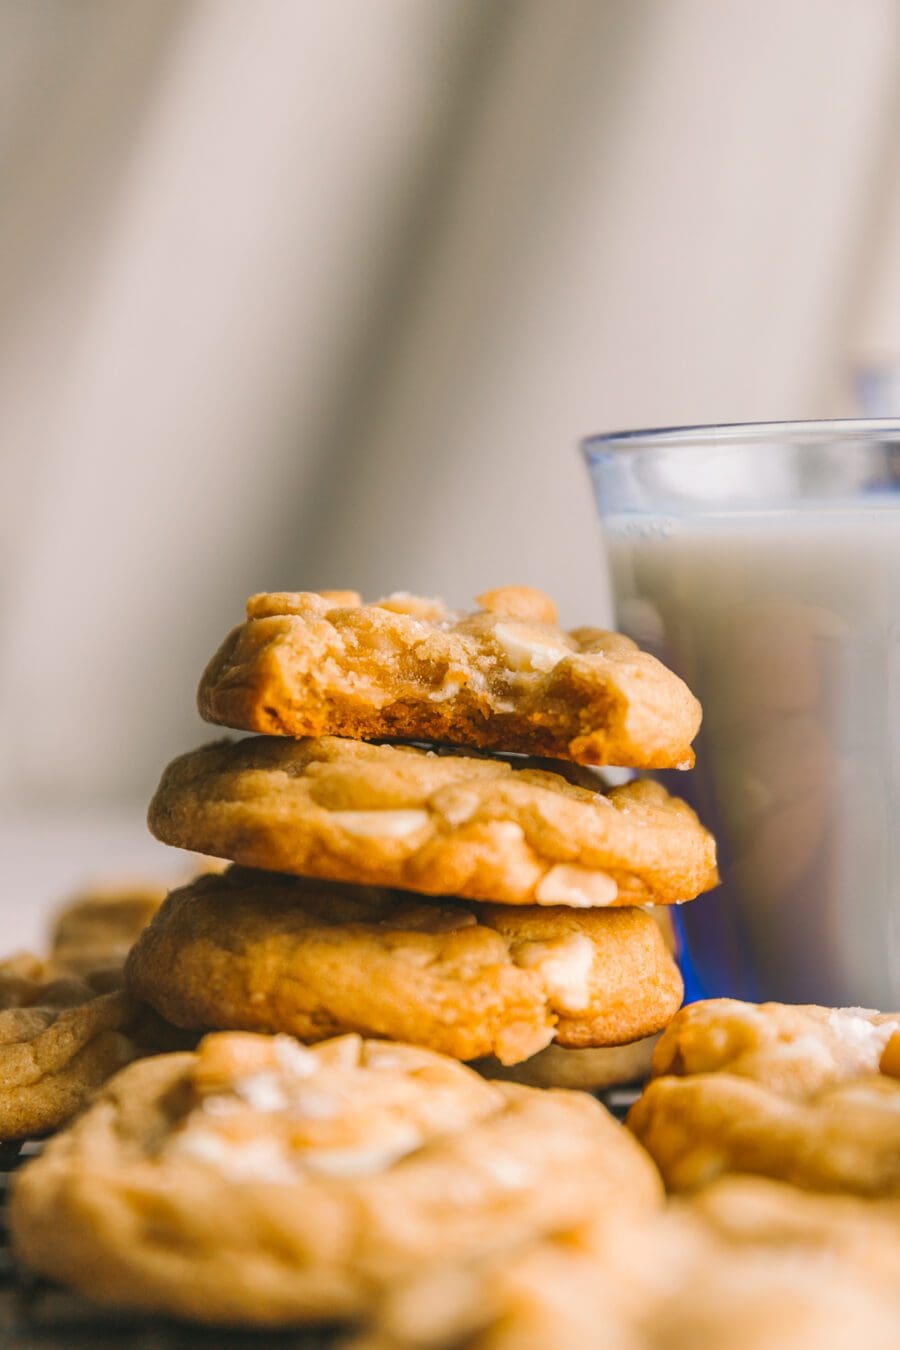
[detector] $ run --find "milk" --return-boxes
[605,507,900,1007]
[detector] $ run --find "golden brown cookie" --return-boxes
[650,998,900,1096]
[149,737,718,909]
[0,956,148,1139]
[125,868,684,1064]
[628,999,900,1195]
[50,882,167,977]
[476,1036,658,1091]
[361,1178,900,1350]
[197,587,701,769]
[9,1031,662,1325]
[490,1186,900,1350]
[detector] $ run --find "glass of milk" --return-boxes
[583,420,900,1008]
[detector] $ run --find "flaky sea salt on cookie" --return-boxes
[125,867,683,1064]
[148,737,717,909]
[9,1031,661,1325]
[197,587,701,769]
[628,998,900,1196]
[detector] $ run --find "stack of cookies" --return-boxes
[125,586,719,1078]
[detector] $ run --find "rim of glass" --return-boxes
[581,418,900,460]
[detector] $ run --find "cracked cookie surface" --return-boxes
[125,868,683,1064]
[9,1030,661,1325]
[628,999,900,1195]
[197,587,701,768]
[149,737,717,908]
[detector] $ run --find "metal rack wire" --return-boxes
[0,1086,638,1346]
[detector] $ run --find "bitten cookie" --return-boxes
[0,956,148,1139]
[197,587,701,769]
[149,737,718,908]
[10,1031,662,1325]
[125,868,684,1064]
[628,999,900,1195]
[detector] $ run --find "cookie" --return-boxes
[125,868,684,1064]
[475,1036,658,1091]
[361,1178,900,1350]
[197,587,701,769]
[485,1189,900,1350]
[0,956,147,1139]
[148,737,718,909]
[50,882,167,977]
[650,998,900,1096]
[628,999,900,1195]
[9,1031,662,1325]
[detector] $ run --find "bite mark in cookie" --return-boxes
[197,587,701,769]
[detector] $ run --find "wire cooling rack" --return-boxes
[0,1087,639,1347]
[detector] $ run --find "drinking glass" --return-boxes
[583,420,900,1008]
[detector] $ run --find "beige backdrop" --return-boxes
[3,0,900,819]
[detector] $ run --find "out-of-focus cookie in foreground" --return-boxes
[197,587,702,769]
[9,1031,661,1326]
[357,1178,900,1350]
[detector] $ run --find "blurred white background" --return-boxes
[3,0,900,934]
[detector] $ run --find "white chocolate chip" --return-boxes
[826,1010,896,1064]
[435,788,482,826]
[171,1131,297,1184]
[534,865,618,909]
[759,1034,835,1071]
[515,934,595,1014]
[490,821,526,845]
[492,621,572,673]
[481,1154,533,1189]
[286,1087,339,1120]
[273,1035,317,1078]
[378,592,449,623]
[233,1071,290,1112]
[330,809,430,840]
[200,1094,241,1119]
[429,679,462,703]
[302,1128,422,1178]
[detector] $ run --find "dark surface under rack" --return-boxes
[0,1086,639,1348]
